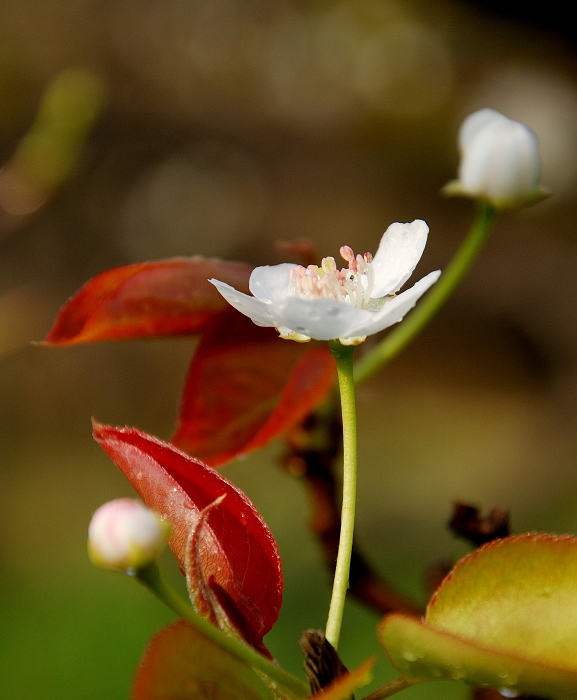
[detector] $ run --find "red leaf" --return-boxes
[132,621,275,700]
[186,495,228,626]
[172,310,335,465]
[42,257,251,345]
[93,422,282,646]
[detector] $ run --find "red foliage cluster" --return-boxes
[45,256,335,656]
[44,256,334,466]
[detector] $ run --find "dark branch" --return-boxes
[449,502,510,547]
[283,405,423,617]
[300,629,350,695]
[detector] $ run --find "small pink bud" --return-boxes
[88,498,170,573]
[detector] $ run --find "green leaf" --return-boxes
[380,534,577,699]
[131,620,275,700]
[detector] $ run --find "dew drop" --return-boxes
[498,670,509,679]
[450,669,466,681]
[499,687,519,697]
[402,650,418,662]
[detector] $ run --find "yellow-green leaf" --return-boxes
[380,534,577,699]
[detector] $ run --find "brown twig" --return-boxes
[283,404,423,617]
[300,629,350,695]
[450,502,510,548]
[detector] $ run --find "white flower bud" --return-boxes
[444,108,549,209]
[88,498,169,573]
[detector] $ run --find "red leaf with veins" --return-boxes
[173,309,335,465]
[42,257,251,345]
[93,421,282,647]
[185,495,229,626]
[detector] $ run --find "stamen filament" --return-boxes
[289,245,376,309]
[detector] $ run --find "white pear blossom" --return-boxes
[88,498,169,573]
[444,108,548,209]
[210,220,440,345]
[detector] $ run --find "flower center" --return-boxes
[289,246,375,309]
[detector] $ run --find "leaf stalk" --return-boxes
[135,562,309,697]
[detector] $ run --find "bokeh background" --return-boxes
[2,1,577,698]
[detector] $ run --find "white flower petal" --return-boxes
[210,222,441,344]
[272,296,374,341]
[447,108,547,209]
[458,108,502,150]
[347,270,441,338]
[249,263,297,302]
[371,220,429,297]
[209,279,276,327]
[459,117,539,202]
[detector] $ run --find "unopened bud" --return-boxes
[88,498,169,573]
[444,108,549,209]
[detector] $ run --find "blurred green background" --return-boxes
[2,1,577,698]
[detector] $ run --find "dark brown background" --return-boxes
[1,1,576,698]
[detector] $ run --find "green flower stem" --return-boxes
[325,340,357,650]
[361,676,414,700]
[135,562,309,698]
[354,202,497,386]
